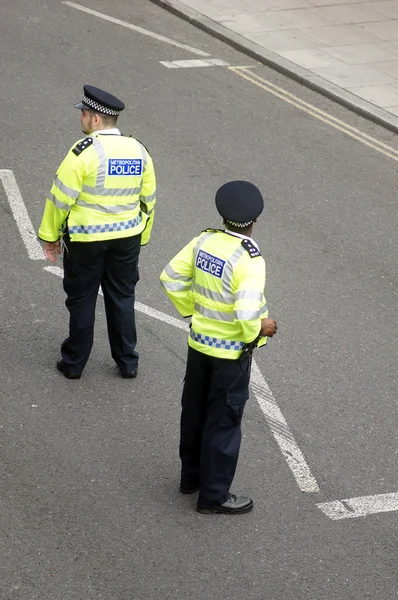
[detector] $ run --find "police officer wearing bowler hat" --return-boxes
[160,181,277,514]
[38,85,156,379]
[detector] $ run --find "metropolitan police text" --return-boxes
[196,250,226,278]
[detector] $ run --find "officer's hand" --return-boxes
[44,241,61,262]
[260,318,278,337]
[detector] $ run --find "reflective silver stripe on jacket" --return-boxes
[222,245,245,294]
[234,289,263,302]
[93,136,107,189]
[48,192,71,211]
[193,232,214,259]
[194,283,233,305]
[194,303,235,322]
[161,280,191,292]
[235,309,261,321]
[54,177,80,199]
[81,185,142,197]
[138,141,148,170]
[140,191,156,204]
[164,263,192,283]
[260,302,268,314]
[75,198,140,214]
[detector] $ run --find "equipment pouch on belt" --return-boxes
[238,334,262,362]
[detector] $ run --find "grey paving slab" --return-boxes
[308,0,371,4]
[309,3,385,24]
[259,0,313,9]
[364,1,398,19]
[278,47,347,68]
[226,8,332,31]
[302,23,385,46]
[380,40,398,53]
[218,13,278,35]
[312,63,396,87]
[349,82,398,107]
[169,0,257,19]
[373,58,398,77]
[324,41,398,64]
[362,19,398,41]
[247,29,327,51]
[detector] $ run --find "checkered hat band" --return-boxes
[226,220,253,228]
[190,328,244,351]
[82,95,120,116]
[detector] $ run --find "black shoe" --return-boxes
[196,494,253,515]
[179,483,200,494]
[120,367,138,379]
[56,359,81,380]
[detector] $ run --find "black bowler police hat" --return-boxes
[74,85,125,116]
[216,181,264,227]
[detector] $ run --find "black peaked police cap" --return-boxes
[74,85,125,116]
[216,181,264,227]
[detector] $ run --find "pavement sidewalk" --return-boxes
[151,0,398,132]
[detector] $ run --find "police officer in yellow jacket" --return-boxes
[38,85,156,379]
[160,181,277,514]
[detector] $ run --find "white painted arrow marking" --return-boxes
[317,492,398,520]
[0,169,44,260]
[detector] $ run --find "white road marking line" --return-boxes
[44,266,65,277]
[0,169,44,260]
[160,58,229,68]
[135,300,189,332]
[44,264,318,492]
[63,2,211,57]
[250,360,320,493]
[317,492,398,520]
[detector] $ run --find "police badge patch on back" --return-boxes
[196,250,226,278]
[108,158,143,176]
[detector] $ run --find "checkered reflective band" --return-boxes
[68,216,141,235]
[226,220,253,228]
[190,328,244,351]
[82,94,120,116]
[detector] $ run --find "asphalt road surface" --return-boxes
[0,1,397,599]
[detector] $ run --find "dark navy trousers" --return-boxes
[180,346,251,507]
[61,233,141,376]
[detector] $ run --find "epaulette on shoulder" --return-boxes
[241,238,261,258]
[202,228,223,233]
[72,137,93,156]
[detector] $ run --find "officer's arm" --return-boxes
[38,148,83,242]
[233,257,267,344]
[160,237,198,317]
[139,151,156,246]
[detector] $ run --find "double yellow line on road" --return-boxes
[229,66,398,162]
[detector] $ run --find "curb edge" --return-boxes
[149,0,398,135]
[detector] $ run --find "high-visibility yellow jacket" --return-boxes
[160,229,268,359]
[38,133,156,244]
